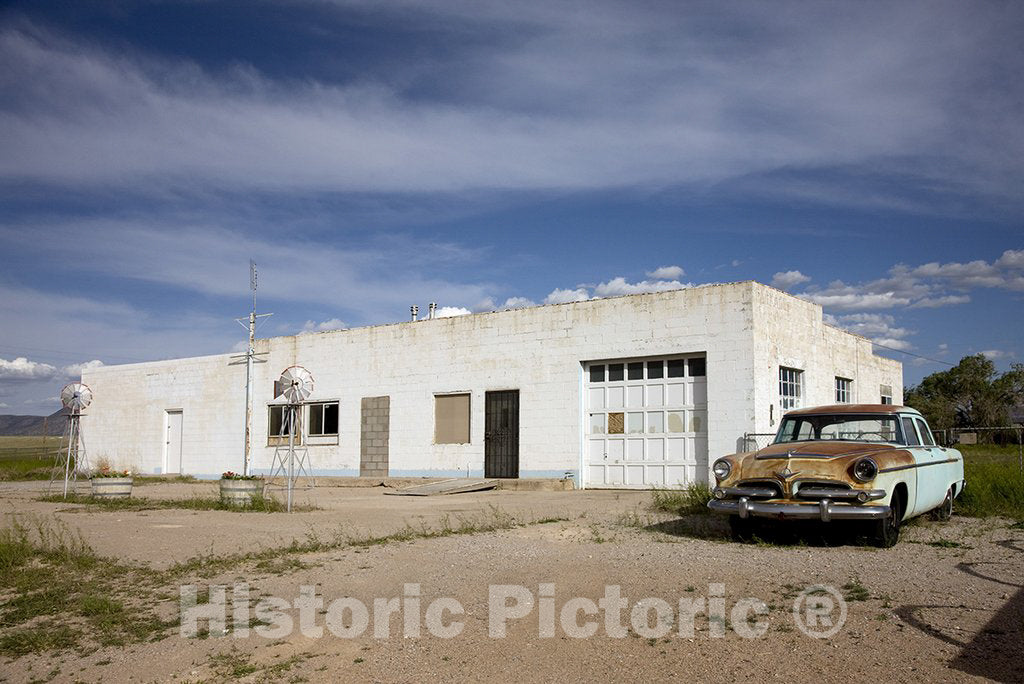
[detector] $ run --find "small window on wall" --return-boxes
[688,357,706,377]
[880,385,893,405]
[779,367,803,410]
[589,365,605,383]
[608,363,624,382]
[835,377,852,404]
[435,394,470,444]
[308,402,339,436]
[268,405,302,445]
[627,362,644,380]
[667,359,686,378]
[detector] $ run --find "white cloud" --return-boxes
[0,403,9,409]
[801,291,911,310]
[731,260,742,267]
[770,270,811,291]
[980,349,1013,360]
[909,295,971,308]
[501,297,536,309]
[824,313,914,350]
[543,288,590,305]
[62,359,104,377]
[592,277,688,298]
[646,265,684,280]
[299,318,346,334]
[434,306,472,318]
[1,4,1021,208]
[0,357,57,382]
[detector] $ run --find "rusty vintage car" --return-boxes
[707,404,966,546]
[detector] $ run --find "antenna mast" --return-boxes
[235,260,272,476]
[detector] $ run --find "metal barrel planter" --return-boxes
[91,477,133,499]
[220,478,264,507]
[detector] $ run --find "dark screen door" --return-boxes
[485,390,519,478]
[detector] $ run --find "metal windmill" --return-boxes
[48,382,93,498]
[267,365,315,512]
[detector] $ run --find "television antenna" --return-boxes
[267,365,315,512]
[48,382,93,498]
[231,259,272,476]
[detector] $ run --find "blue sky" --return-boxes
[0,0,1022,414]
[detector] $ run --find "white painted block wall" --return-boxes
[82,281,902,486]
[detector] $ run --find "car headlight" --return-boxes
[712,459,732,480]
[852,457,878,483]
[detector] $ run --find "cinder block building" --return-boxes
[81,281,902,488]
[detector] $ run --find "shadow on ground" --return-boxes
[647,514,879,547]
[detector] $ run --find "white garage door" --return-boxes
[586,356,708,488]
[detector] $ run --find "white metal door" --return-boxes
[586,356,708,488]
[165,410,183,474]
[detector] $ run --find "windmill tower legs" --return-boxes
[50,412,89,498]
[268,404,314,512]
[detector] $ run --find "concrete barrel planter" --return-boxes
[91,477,133,499]
[220,478,264,507]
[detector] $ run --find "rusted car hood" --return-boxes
[753,441,898,460]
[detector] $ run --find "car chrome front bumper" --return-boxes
[707,497,891,522]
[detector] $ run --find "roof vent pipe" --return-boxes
[410,305,419,321]
[428,302,437,319]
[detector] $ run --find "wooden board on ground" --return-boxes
[384,478,499,496]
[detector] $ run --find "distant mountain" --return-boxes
[0,409,66,436]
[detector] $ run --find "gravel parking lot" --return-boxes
[0,481,1021,683]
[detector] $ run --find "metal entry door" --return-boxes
[485,390,519,478]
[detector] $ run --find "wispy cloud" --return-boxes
[2,3,1022,208]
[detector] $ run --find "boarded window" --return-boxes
[607,412,624,434]
[435,394,470,444]
[308,402,339,436]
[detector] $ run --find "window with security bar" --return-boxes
[835,377,852,403]
[779,367,803,410]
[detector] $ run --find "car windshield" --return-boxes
[774,414,903,444]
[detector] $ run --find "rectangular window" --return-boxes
[835,377,852,403]
[627,362,644,380]
[647,361,663,379]
[268,405,302,445]
[880,385,893,404]
[667,359,686,378]
[607,412,624,434]
[608,363,624,382]
[915,418,935,446]
[307,402,339,436]
[688,357,706,377]
[589,365,605,383]
[779,367,803,410]
[435,394,470,444]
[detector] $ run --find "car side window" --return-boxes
[901,416,921,446]
[915,418,935,446]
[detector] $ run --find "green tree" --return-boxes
[905,355,1023,430]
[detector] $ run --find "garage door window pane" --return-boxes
[627,412,644,434]
[667,359,685,378]
[589,365,605,383]
[608,364,624,381]
[589,413,605,434]
[435,394,470,444]
[628,362,644,380]
[608,412,624,434]
[688,357,706,377]
[647,361,663,379]
[647,411,664,433]
[667,411,685,433]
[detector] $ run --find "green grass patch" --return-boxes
[650,483,714,516]
[37,493,315,513]
[0,436,64,481]
[957,445,1024,520]
[0,515,173,656]
[842,578,870,602]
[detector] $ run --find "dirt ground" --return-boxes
[0,480,1021,683]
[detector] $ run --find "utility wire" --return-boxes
[870,341,956,367]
